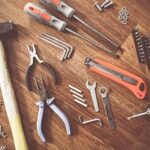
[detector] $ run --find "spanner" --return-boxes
[86,81,99,112]
[99,87,116,129]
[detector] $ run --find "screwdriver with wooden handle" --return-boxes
[40,0,119,48]
[24,3,115,56]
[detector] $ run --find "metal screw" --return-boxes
[94,2,103,12]
[103,1,113,8]
[101,0,110,8]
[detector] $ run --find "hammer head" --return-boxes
[0,21,14,36]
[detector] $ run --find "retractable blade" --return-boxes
[85,58,147,99]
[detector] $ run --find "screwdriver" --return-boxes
[24,3,113,55]
[40,0,119,48]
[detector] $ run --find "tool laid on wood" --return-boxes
[79,116,103,127]
[25,44,57,91]
[132,29,150,69]
[34,77,71,142]
[0,125,7,138]
[24,2,118,56]
[0,21,28,150]
[99,86,116,129]
[127,104,150,120]
[40,0,119,49]
[132,29,146,64]
[85,58,147,99]
[118,7,129,25]
[95,0,114,12]
[69,85,87,107]
[38,33,74,61]
[86,81,99,112]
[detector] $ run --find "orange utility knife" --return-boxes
[85,58,147,99]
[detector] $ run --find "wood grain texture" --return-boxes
[0,0,150,149]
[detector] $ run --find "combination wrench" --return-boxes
[86,81,99,112]
[99,86,116,129]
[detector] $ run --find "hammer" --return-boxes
[0,21,28,150]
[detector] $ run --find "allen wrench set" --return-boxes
[38,33,74,61]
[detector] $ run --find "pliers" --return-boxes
[25,44,57,91]
[34,77,71,142]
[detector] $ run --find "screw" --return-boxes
[94,2,103,12]
[103,1,113,8]
[100,0,110,8]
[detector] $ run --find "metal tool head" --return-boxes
[86,81,96,89]
[34,77,48,100]
[99,86,108,97]
[0,21,14,36]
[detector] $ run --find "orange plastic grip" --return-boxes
[29,5,51,21]
[51,0,60,6]
[89,58,147,99]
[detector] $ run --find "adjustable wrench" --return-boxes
[99,87,116,129]
[86,81,99,112]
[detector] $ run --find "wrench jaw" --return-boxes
[86,81,97,89]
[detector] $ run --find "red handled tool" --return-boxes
[40,0,120,49]
[85,58,147,99]
[24,3,116,56]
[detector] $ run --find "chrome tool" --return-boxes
[86,81,99,112]
[127,104,150,120]
[25,44,57,91]
[38,33,74,61]
[99,86,116,129]
[40,0,119,48]
[24,2,117,56]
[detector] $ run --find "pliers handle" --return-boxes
[36,97,71,142]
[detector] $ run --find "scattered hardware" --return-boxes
[132,29,146,64]
[0,125,7,138]
[68,85,82,93]
[143,37,150,69]
[74,99,88,108]
[70,90,83,98]
[86,81,99,112]
[85,58,147,99]
[78,116,102,127]
[127,104,150,120]
[99,87,116,129]
[95,0,114,12]
[25,44,57,91]
[69,85,87,107]
[24,2,120,57]
[40,0,119,49]
[0,146,6,150]
[35,77,71,142]
[0,21,28,149]
[118,7,129,25]
[38,33,74,61]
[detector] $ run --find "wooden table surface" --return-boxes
[0,0,150,149]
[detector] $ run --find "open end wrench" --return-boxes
[86,81,99,112]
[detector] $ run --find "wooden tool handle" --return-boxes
[0,41,28,150]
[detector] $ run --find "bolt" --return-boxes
[100,0,110,8]
[103,1,113,8]
[95,2,103,12]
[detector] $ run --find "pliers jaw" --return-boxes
[25,44,57,91]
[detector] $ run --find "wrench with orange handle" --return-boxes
[85,58,147,99]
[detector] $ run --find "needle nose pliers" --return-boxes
[25,44,57,91]
[34,77,71,142]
